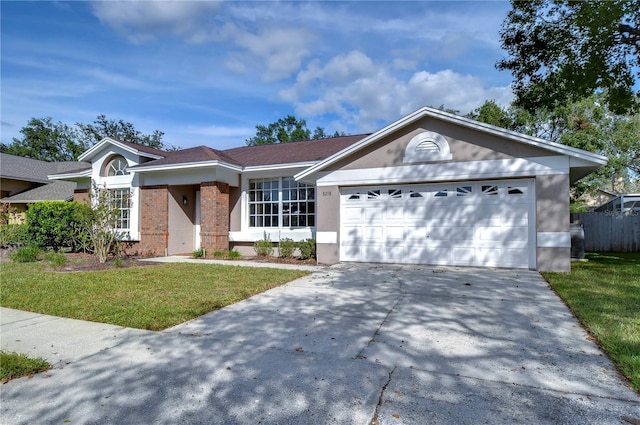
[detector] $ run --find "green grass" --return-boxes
[0,262,309,331]
[541,252,640,393]
[1,351,51,383]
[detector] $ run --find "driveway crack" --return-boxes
[370,366,396,425]
[355,295,403,359]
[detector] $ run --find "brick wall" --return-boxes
[200,181,229,252]
[138,185,169,256]
[73,189,90,205]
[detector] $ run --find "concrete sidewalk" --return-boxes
[1,264,638,424]
[141,255,323,271]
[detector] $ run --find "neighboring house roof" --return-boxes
[0,153,90,203]
[1,181,77,203]
[0,153,90,183]
[295,106,609,182]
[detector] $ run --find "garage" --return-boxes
[340,179,534,268]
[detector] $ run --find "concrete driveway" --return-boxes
[1,264,638,424]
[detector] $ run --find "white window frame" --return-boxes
[247,176,316,229]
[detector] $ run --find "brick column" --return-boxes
[200,181,230,252]
[139,185,169,256]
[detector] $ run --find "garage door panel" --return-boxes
[386,226,405,240]
[340,180,533,268]
[363,226,383,239]
[363,207,384,221]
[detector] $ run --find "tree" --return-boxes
[246,115,345,146]
[0,117,82,162]
[76,114,165,150]
[78,183,130,263]
[497,0,640,114]
[1,115,170,162]
[469,96,640,197]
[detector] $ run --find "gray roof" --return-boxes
[0,153,89,203]
[1,181,77,203]
[0,153,90,182]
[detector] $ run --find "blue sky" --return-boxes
[1,1,515,150]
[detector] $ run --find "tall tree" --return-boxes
[246,115,345,146]
[469,96,640,196]
[0,117,82,162]
[1,115,169,162]
[76,114,165,150]
[497,0,640,114]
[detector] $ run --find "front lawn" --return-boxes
[541,252,640,393]
[0,262,309,330]
[0,351,51,383]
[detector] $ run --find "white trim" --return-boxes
[78,137,164,162]
[317,156,569,187]
[48,169,92,180]
[537,232,571,248]
[243,161,318,172]
[230,229,314,242]
[131,160,242,173]
[295,106,607,181]
[316,231,337,244]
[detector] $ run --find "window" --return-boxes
[282,177,315,227]
[249,177,315,227]
[105,156,129,176]
[111,189,130,230]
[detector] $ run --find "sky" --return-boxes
[1,0,516,150]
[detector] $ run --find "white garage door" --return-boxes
[340,179,534,268]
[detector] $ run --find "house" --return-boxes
[49,107,607,271]
[0,153,90,223]
[594,193,640,213]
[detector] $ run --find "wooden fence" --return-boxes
[570,212,640,252]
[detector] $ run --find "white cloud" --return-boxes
[282,51,514,131]
[221,24,315,81]
[91,1,224,43]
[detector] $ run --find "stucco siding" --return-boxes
[537,247,571,272]
[229,186,242,232]
[536,174,569,232]
[328,117,555,172]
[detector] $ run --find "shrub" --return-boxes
[0,224,29,246]
[45,251,67,269]
[278,238,296,258]
[193,248,206,258]
[253,232,273,257]
[113,258,124,268]
[227,249,241,259]
[10,245,42,263]
[26,202,91,251]
[298,238,316,260]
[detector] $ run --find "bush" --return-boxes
[45,251,66,269]
[193,248,206,258]
[0,224,30,246]
[278,238,296,258]
[227,249,241,259]
[26,202,91,251]
[298,238,316,260]
[10,245,42,263]
[253,232,273,257]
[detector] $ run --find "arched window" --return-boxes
[403,131,452,163]
[105,156,129,176]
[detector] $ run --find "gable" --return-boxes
[326,117,556,172]
[295,106,607,183]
